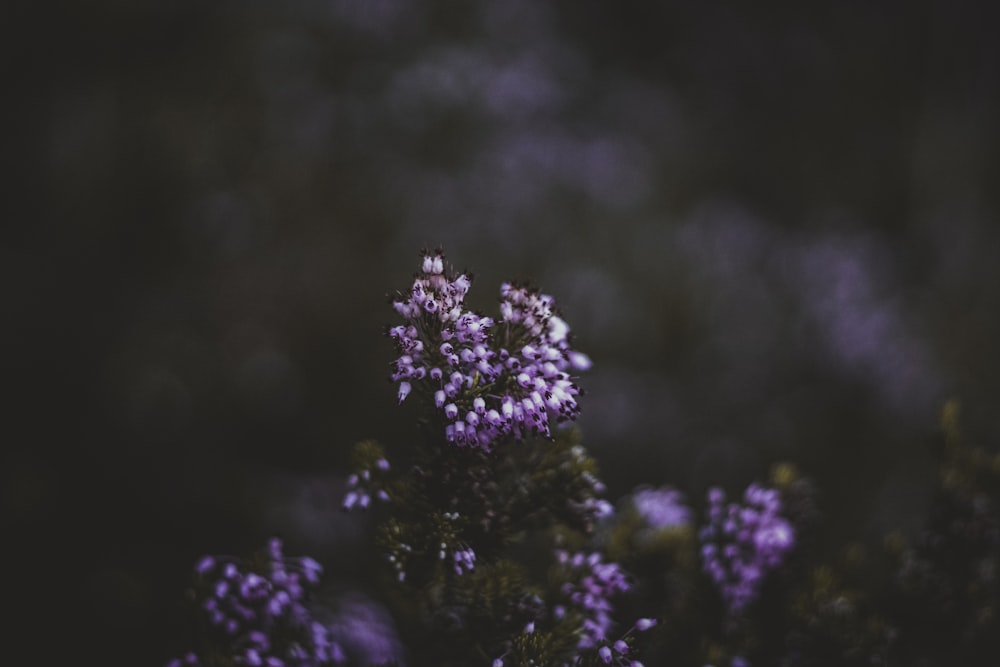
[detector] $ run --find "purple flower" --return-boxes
[342,454,392,512]
[168,539,345,667]
[555,549,631,649]
[632,486,692,529]
[699,484,796,614]
[165,653,200,667]
[574,617,655,667]
[634,618,656,632]
[387,251,590,450]
[325,592,405,667]
[452,547,476,575]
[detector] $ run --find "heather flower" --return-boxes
[325,593,406,667]
[449,545,477,575]
[342,440,393,512]
[699,484,795,614]
[634,618,656,632]
[342,459,391,511]
[565,445,616,527]
[387,250,590,450]
[632,485,692,530]
[434,511,477,576]
[554,550,632,649]
[582,618,658,667]
[167,538,345,667]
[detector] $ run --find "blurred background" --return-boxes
[4,0,1000,664]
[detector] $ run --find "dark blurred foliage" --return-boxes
[4,0,1000,664]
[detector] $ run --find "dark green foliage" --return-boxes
[360,427,618,666]
[884,400,1000,665]
[782,552,894,667]
[503,628,571,667]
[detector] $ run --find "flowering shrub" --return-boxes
[344,251,648,666]
[166,256,1000,667]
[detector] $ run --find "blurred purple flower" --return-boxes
[632,485,692,529]
[326,592,406,667]
[555,549,631,649]
[167,538,345,666]
[699,484,795,615]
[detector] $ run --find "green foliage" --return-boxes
[503,628,567,667]
[784,553,893,666]
[358,427,620,666]
[883,399,1000,663]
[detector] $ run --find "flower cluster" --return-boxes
[631,485,692,530]
[566,446,615,528]
[436,510,477,576]
[595,639,643,667]
[342,457,390,511]
[388,251,590,450]
[590,617,658,667]
[699,484,795,614]
[554,550,632,649]
[167,539,344,667]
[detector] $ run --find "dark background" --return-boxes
[5,1,1000,664]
